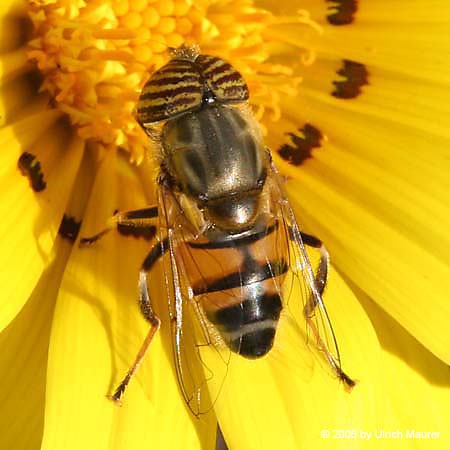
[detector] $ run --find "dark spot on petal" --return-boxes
[332,60,369,99]
[326,0,358,25]
[117,223,157,240]
[17,152,46,192]
[58,214,82,242]
[278,124,323,166]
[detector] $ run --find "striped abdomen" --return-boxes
[181,220,288,358]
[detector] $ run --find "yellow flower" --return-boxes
[1,0,449,449]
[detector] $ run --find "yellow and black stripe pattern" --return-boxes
[137,58,203,125]
[179,219,287,358]
[195,54,249,104]
[136,49,249,126]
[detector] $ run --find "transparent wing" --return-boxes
[157,183,233,416]
[267,158,353,386]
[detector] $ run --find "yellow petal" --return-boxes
[0,113,83,330]
[300,65,450,143]
[0,238,72,450]
[317,3,450,85]
[358,289,450,450]
[42,150,214,450]
[215,265,383,450]
[271,49,450,364]
[281,168,450,365]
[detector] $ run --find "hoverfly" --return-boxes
[80,45,355,416]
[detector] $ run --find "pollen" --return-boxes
[27,0,320,163]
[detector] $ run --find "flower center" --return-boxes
[27,0,321,163]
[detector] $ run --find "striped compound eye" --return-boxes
[136,50,249,126]
[194,54,249,104]
[136,58,203,125]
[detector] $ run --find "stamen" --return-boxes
[270,10,324,35]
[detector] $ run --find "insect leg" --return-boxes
[298,231,356,389]
[110,238,169,403]
[80,206,158,246]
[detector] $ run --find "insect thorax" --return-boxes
[161,103,267,231]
